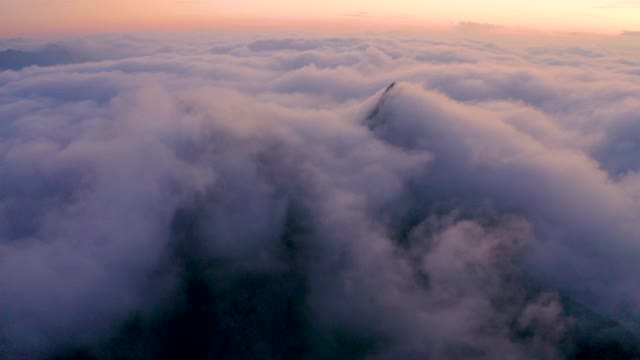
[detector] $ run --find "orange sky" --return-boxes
[2,0,640,36]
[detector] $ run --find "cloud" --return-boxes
[339,12,414,20]
[340,11,376,18]
[454,21,503,33]
[1,32,640,359]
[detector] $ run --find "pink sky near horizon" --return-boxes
[2,0,640,36]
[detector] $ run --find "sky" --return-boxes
[2,0,640,36]
[3,2,640,360]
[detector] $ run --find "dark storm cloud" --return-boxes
[1,32,640,359]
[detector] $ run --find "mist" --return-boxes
[1,32,640,359]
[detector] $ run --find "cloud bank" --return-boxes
[1,32,640,359]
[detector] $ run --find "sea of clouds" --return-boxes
[1,31,640,359]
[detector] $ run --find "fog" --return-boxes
[1,31,640,359]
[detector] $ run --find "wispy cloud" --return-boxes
[340,11,376,18]
[454,21,503,33]
[339,11,413,20]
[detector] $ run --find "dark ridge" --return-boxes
[384,82,397,94]
[108,205,315,360]
[378,175,640,359]
[561,297,640,359]
[364,82,397,130]
[0,44,87,71]
[50,203,379,360]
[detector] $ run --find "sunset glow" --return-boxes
[2,0,640,36]
[5,0,640,358]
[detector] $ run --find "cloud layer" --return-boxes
[1,32,640,359]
